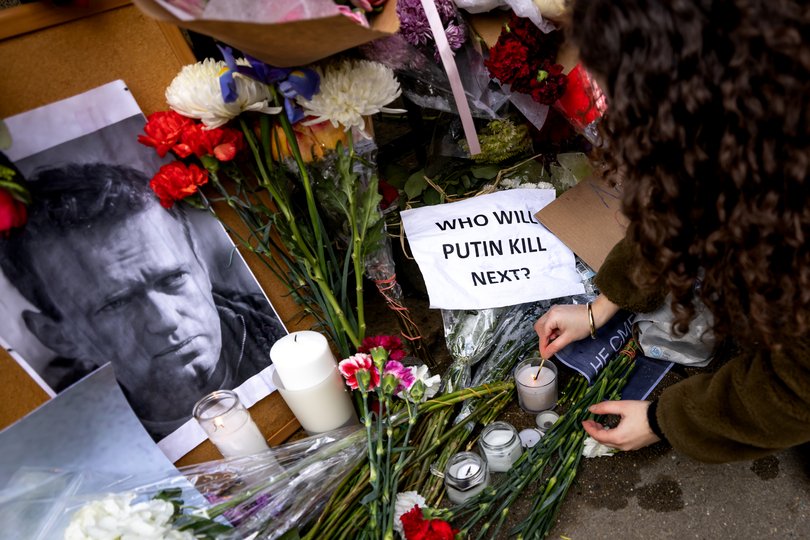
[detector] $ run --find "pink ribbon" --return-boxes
[419,0,481,155]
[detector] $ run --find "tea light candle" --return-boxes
[535,410,560,432]
[193,390,269,458]
[514,358,558,413]
[479,421,523,472]
[518,428,544,448]
[444,452,490,504]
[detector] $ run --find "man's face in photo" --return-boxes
[28,204,222,401]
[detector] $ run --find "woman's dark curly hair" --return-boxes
[570,0,810,347]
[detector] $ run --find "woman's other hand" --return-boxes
[582,400,661,451]
[534,294,620,359]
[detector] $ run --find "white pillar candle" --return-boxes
[271,366,357,434]
[270,331,336,391]
[479,421,523,472]
[514,358,558,413]
[193,390,269,458]
[444,452,490,504]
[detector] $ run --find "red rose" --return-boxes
[401,506,458,540]
[0,187,27,236]
[149,161,208,208]
[138,110,193,158]
[175,123,245,162]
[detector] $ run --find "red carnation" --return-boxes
[175,123,245,162]
[400,506,458,540]
[149,161,208,208]
[529,63,568,105]
[0,187,27,236]
[485,37,532,87]
[138,110,193,158]
[359,334,406,361]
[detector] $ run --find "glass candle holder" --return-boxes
[514,358,558,413]
[444,451,490,504]
[479,421,523,473]
[535,410,560,433]
[193,390,269,458]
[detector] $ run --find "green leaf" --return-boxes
[382,163,410,189]
[423,188,442,205]
[470,165,500,179]
[404,170,427,199]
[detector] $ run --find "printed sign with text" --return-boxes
[401,189,585,310]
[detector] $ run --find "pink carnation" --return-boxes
[339,353,380,391]
[384,360,415,393]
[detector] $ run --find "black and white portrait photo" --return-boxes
[1,82,287,458]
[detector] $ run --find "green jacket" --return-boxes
[595,237,810,463]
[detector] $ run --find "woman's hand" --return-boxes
[533,294,620,359]
[582,400,661,451]
[533,304,591,359]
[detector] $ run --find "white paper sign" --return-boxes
[401,189,585,309]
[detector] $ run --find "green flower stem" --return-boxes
[447,343,639,539]
[271,88,325,273]
[345,136,367,342]
[239,117,360,349]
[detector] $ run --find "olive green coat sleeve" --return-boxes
[594,236,810,462]
[593,236,666,313]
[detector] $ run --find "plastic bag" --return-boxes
[0,427,366,540]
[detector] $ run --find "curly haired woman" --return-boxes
[534,0,810,462]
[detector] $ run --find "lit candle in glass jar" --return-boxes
[479,421,523,472]
[514,358,558,413]
[193,390,269,458]
[444,452,490,504]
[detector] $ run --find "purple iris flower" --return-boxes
[216,44,319,124]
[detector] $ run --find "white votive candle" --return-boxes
[479,421,523,472]
[444,452,490,504]
[193,390,269,458]
[514,358,558,413]
[271,366,357,434]
[270,331,336,391]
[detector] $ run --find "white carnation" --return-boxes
[393,491,427,539]
[166,58,281,129]
[64,493,194,540]
[297,60,404,138]
[582,436,617,458]
[403,365,441,402]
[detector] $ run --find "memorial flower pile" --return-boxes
[485,14,567,105]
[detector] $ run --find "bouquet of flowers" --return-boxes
[304,335,514,539]
[138,49,413,358]
[0,428,366,540]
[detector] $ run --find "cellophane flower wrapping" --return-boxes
[361,34,510,120]
[0,427,366,540]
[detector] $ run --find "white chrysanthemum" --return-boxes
[582,436,617,458]
[297,60,404,137]
[166,58,281,129]
[393,491,427,539]
[64,492,195,540]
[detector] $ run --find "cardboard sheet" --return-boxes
[534,177,628,272]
